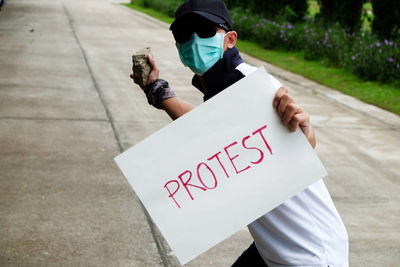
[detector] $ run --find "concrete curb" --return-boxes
[241,54,400,130]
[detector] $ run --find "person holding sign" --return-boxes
[130,0,349,266]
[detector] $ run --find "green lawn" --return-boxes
[236,40,400,115]
[123,3,400,115]
[122,3,174,24]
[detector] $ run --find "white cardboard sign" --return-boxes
[114,67,327,264]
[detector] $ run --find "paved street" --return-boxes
[0,0,399,266]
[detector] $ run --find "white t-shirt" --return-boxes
[236,63,349,267]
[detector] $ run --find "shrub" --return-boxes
[132,0,400,86]
[230,8,304,51]
[350,36,400,84]
[226,0,308,23]
[302,21,326,60]
[303,23,354,66]
[232,6,400,84]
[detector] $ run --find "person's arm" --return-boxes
[273,86,316,148]
[161,97,194,120]
[130,54,194,120]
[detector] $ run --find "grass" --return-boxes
[122,3,174,24]
[236,40,400,114]
[123,2,400,115]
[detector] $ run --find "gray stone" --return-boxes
[132,47,153,88]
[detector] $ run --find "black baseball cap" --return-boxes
[170,0,232,31]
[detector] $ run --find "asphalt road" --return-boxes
[0,0,399,266]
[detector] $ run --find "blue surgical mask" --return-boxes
[176,32,226,75]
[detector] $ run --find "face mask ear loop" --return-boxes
[220,31,231,58]
[223,31,231,39]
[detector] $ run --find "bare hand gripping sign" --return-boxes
[114,68,327,264]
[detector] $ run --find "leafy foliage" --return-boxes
[131,0,400,85]
[371,0,400,39]
[225,0,308,22]
[230,7,400,85]
[317,0,364,32]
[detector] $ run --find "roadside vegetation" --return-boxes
[124,0,400,115]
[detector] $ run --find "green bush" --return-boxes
[132,0,400,86]
[231,6,399,84]
[350,37,400,84]
[225,0,307,23]
[231,8,305,51]
[303,23,353,66]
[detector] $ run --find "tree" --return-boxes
[339,0,364,32]
[288,0,308,21]
[372,0,400,39]
[318,0,364,32]
[224,0,308,22]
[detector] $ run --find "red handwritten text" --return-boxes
[164,124,273,208]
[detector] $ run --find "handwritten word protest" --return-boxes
[114,68,327,265]
[164,125,272,208]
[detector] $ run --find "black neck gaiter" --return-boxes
[192,46,245,101]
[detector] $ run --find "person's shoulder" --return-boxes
[236,63,282,89]
[235,63,258,77]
